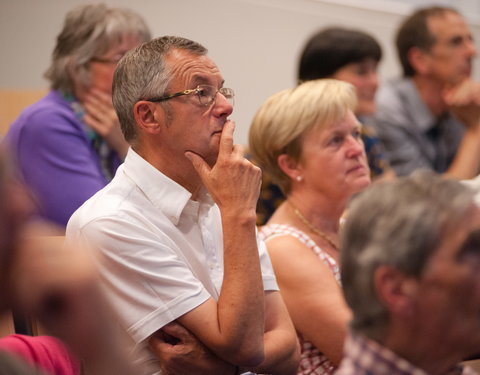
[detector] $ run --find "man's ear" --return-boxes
[374,265,419,317]
[408,46,431,76]
[133,101,164,134]
[277,154,302,181]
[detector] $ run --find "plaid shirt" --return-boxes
[335,333,478,375]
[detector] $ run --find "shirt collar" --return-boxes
[122,148,192,225]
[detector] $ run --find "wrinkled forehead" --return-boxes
[166,49,224,89]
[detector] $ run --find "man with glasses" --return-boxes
[66,36,299,375]
[371,6,480,179]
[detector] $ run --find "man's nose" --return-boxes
[213,92,234,118]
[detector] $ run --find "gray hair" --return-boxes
[340,172,475,340]
[112,36,208,143]
[44,3,151,93]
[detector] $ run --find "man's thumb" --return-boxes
[185,151,211,178]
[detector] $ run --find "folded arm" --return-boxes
[182,121,265,366]
[150,292,299,375]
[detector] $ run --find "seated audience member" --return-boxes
[3,3,151,227]
[255,27,390,225]
[0,149,143,375]
[248,79,371,374]
[66,36,299,375]
[338,172,480,375]
[371,6,480,177]
[299,27,393,180]
[0,152,45,375]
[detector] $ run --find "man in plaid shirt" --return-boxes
[337,172,480,375]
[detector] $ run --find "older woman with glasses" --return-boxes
[4,4,150,228]
[249,79,371,375]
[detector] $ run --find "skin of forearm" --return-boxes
[248,329,300,375]
[444,127,480,179]
[215,211,266,366]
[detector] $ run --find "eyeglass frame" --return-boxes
[144,84,235,107]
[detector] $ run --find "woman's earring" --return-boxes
[296,176,303,182]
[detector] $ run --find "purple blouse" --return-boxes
[4,90,121,227]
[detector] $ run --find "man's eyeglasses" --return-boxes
[145,85,235,107]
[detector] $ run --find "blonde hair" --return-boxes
[248,79,357,195]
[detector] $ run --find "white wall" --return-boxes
[1,0,480,145]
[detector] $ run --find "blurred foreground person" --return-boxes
[338,172,480,374]
[0,148,143,374]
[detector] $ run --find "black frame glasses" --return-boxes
[145,85,234,107]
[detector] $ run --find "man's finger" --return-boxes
[161,322,191,339]
[218,120,235,157]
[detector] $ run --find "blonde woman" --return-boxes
[249,79,371,374]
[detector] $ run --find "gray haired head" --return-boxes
[341,171,475,340]
[44,3,151,94]
[112,36,208,144]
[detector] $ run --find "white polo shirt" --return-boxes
[66,148,278,360]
